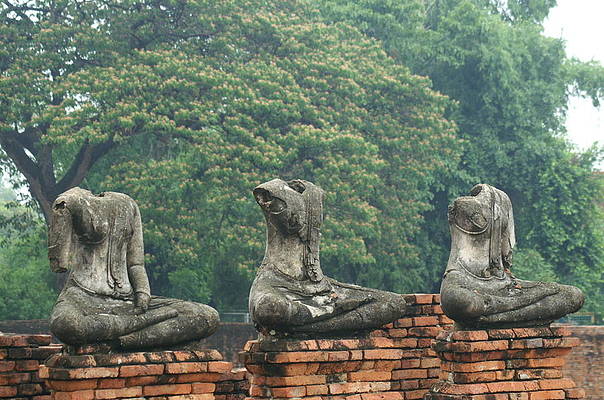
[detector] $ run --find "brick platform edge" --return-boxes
[0,333,62,399]
[41,348,249,400]
[425,326,585,400]
[241,293,453,400]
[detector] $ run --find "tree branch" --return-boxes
[56,139,115,193]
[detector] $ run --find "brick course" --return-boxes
[241,293,453,400]
[425,327,584,400]
[43,349,248,400]
[0,333,61,399]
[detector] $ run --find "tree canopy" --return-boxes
[1,0,602,319]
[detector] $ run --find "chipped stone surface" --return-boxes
[249,179,406,337]
[48,187,219,350]
[440,184,584,329]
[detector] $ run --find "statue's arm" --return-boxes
[127,203,151,309]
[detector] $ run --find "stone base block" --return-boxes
[42,349,235,399]
[0,333,62,399]
[242,294,452,400]
[425,327,585,400]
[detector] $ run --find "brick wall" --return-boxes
[0,333,61,399]
[563,326,604,399]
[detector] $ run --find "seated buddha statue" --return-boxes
[48,187,219,350]
[249,178,406,337]
[440,183,584,329]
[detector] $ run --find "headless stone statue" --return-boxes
[48,188,219,350]
[249,179,406,337]
[440,184,584,329]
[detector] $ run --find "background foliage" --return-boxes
[0,0,602,320]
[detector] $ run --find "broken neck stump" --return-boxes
[426,326,585,400]
[242,293,453,400]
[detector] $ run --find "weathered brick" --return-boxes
[143,383,192,396]
[120,363,165,377]
[46,379,98,391]
[94,386,143,399]
[529,390,565,399]
[449,331,489,341]
[191,383,216,393]
[348,370,391,382]
[52,390,95,400]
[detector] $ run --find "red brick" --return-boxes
[52,390,94,400]
[165,362,208,374]
[434,382,489,395]
[373,360,399,370]
[317,339,363,350]
[266,351,328,363]
[529,390,565,399]
[538,378,575,390]
[271,385,306,397]
[564,388,586,399]
[0,386,17,398]
[96,378,126,388]
[408,327,441,338]
[93,352,146,366]
[394,318,413,328]
[410,294,434,304]
[0,360,15,372]
[487,381,527,392]
[513,327,553,338]
[405,389,428,399]
[143,383,192,396]
[120,363,165,377]
[361,392,403,400]
[363,349,403,359]
[369,381,391,392]
[126,375,160,386]
[441,360,505,372]
[328,351,351,361]
[306,384,329,395]
[95,386,143,399]
[264,374,325,386]
[420,358,440,368]
[450,371,496,383]
[542,337,581,348]
[550,326,571,337]
[330,382,373,394]
[145,351,176,363]
[399,359,421,369]
[348,370,391,381]
[176,372,222,383]
[47,379,98,391]
[392,368,427,380]
[413,316,440,326]
[15,360,39,371]
[398,380,419,390]
[487,329,516,339]
[17,383,44,396]
[191,383,216,393]
[387,329,408,337]
[51,366,119,380]
[0,372,30,385]
[449,331,489,341]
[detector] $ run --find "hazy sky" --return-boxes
[543,0,603,155]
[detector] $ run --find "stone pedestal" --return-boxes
[42,349,233,400]
[425,327,585,400]
[242,294,453,400]
[0,333,62,399]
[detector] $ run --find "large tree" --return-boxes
[319,0,604,311]
[0,0,237,222]
[1,0,459,310]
